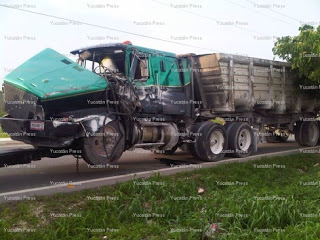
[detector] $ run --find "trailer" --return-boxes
[1,41,319,165]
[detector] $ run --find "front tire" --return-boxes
[82,120,125,165]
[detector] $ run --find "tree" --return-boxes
[273,25,320,98]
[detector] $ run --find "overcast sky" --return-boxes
[0,0,319,86]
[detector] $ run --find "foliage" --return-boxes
[273,25,320,97]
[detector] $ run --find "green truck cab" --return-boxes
[1,42,202,164]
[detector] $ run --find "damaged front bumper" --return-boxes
[0,116,81,147]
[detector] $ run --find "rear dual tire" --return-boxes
[191,122,227,162]
[191,121,255,161]
[225,122,254,158]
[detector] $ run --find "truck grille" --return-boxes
[3,83,38,119]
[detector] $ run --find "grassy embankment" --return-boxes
[0,154,320,239]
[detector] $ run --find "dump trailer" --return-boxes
[1,41,319,165]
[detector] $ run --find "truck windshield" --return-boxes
[77,49,126,77]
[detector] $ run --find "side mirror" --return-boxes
[130,55,138,80]
[130,51,149,83]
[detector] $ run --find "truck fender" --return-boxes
[76,114,116,137]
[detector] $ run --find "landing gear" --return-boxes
[191,122,227,162]
[82,121,125,165]
[277,135,289,143]
[265,128,290,143]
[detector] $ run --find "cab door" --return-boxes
[150,56,189,115]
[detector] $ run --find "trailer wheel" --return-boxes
[294,121,303,145]
[295,121,319,147]
[82,120,125,165]
[227,122,253,158]
[301,121,319,147]
[191,122,227,162]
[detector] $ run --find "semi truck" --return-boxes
[1,41,319,166]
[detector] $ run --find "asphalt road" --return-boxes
[0,136,304,194]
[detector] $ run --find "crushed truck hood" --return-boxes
[4,48,108,101]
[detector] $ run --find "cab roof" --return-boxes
[70,42,176,58]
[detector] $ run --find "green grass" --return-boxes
[0,154,320,239]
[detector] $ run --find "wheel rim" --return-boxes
[238,129,251,152]
[309,123,319,142]
[93,126,118,157]
[209,130,224,154]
